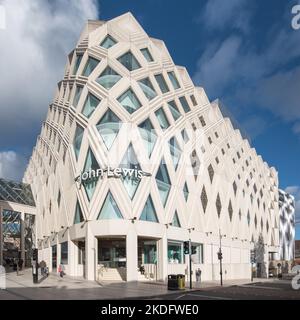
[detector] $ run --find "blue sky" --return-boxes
[0,0,299,237]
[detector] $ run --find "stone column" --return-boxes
[85,224,96,281]
[20,212,25,268]
[157,233,168,282]
[126,230,138,282]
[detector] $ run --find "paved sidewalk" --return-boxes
[0,268,266,300]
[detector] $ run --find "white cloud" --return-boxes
[193,18,300,139]
[197,0,251,33]
[0,0,99,151]
[0,151,27,181]
[0,0,99,181]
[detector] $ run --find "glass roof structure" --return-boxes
[0,178,35,207]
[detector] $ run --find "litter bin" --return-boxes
[168,274,179,290]
[177,274,185,290]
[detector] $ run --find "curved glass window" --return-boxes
[169,137,181,170]
[73,124,84,160]
[96,109,121,150]
[183,183,189,202]
[138,77,157,101]
[118,88,142,114]
[82,148,100,201]
[140,48,154,62]
[120,144,141,200]
[155,107,170,131]
[73,54,83,75]
[140,196,158,223]
[82,57,100,77]
[97,191,123,220]
[82,93,101,118]
[172,211,181,228]
[73,85,83,108]
[168,100,182,121]
[138,119,157,157]
[97,66,121,90]
[179,96,191,113]
[74,201,84,224]
[100,35,117,49]
[155,74,169,94]
[167,71,180,90]
[156,160,171,207]
[118,51,141,71]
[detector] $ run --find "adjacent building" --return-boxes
[277,190,295,261]
[0,178,36,267]
[23,13,280,282]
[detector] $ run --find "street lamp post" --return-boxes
[218,229,226,286]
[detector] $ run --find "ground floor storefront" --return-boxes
[37,220,276,283]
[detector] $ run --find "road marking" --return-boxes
[185,293,233,300]
[174,294,187,300]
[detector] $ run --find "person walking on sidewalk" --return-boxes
[58,263,65,278]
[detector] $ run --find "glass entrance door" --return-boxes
[52,245,57,269]
[97,239,126,268]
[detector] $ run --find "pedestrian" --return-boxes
[18,258,23,271]
[196,268,202,283]
[40,260,46,276]
[58,263,65,278]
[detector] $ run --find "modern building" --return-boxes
[277,190,295,261]
[0,178,36,268]
[23,13,280,282]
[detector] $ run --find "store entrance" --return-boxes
[97,238,126,281]
[138,238,158,281]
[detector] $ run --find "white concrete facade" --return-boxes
[23,13,280,282]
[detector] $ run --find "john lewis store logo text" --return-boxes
[76,167,151,184]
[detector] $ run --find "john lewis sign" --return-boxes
[75,167,151,184]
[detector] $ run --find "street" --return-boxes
[146,281,300,300]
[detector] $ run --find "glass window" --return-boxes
[191,244,204,264]
[155,107,170,130]
[155,74,169,94]
[82,148,100,201]
[167,71,180,90]
[138,119,157,158]
[171,211,181,228]
[73,53,83,75]
[118,88,142,114]
[96,66,121,90]
[73,124,84,160]
[73,85,83,108]
[140,48,154,62]
[96,109,121,150]
[156,160,171,207]
[190,95,197,106]
[82,93,101,118]
[179,96,191,113]
[140,196,158,223]
[190,150,200,180]
[60,242,68,265]
[57,190,61,207]
[181,129,189,143]
[118,51,141,71]
[82,57,100,77]
[120,144,141,199]
[74,201,84,224]
[138,77,157,100]
[169,137,181,170]
[183,183,189,202]
[97,191,123,220]
[100,35,117,49]
[199,116,206,127]
[168,100,182,121]
[168,241,183,264]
